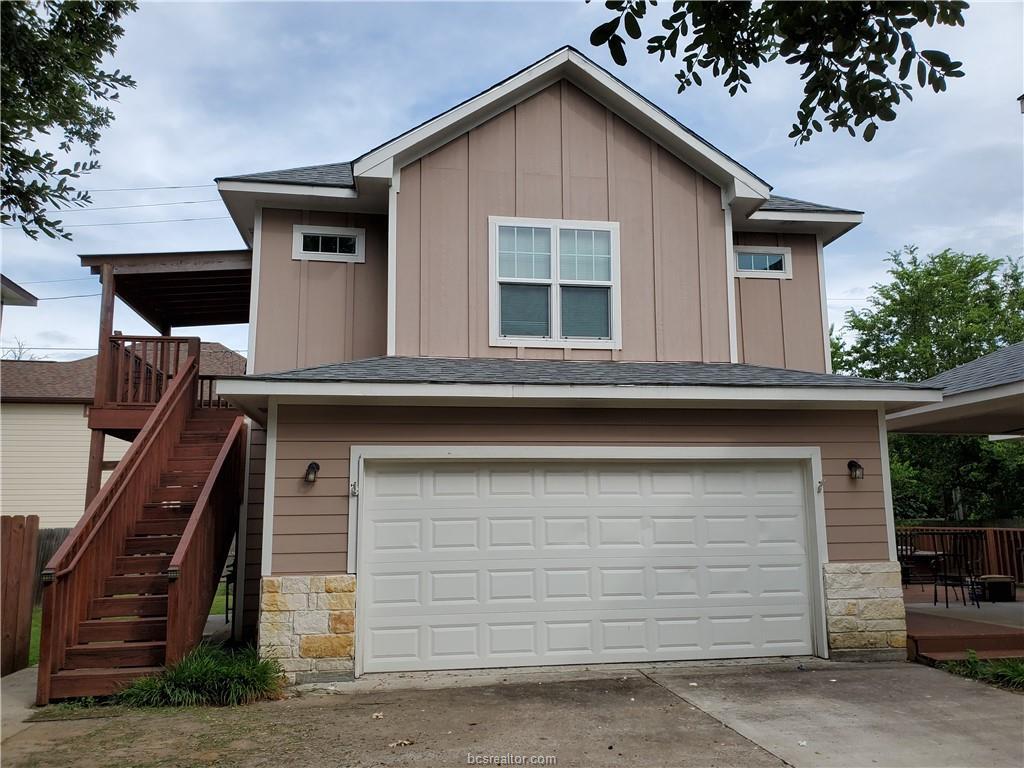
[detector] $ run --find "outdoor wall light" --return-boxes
[304,462,321,484]
[847,460,865,480]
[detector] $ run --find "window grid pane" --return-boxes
[737,250,786,274]
[561,285,610,339]
[498,225,552,280]
[500,283,550,337]
[560,228,611,283]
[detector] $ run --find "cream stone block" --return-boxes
[258,622,295,647]
[830,631,889,650]
[262,592,308,612]
[825,588,880,600]
[299,634,354,659]
[887,631,907,648]
[262,577,282,594]
[863,571,902,589]
[822,563,858,575]
[317,592,356,610]
[826,599,859,617]
[260,644,295,660]
[279,658,314,673]
[325,575,357,593]
[863,619,906,632]
[827,616,864,633]
[293,610,329,635]
[315,658,355,672]
[855,561,901,573]
[309,575,326,593]
[859,598,905,620]
[280,576,312,594]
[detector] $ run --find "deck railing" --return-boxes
[37,356,199,705]
[898,526,1024,584]
[166,415,247,663]
[98,335,200,408]
[196,374,232,410]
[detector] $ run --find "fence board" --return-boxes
[2,515,40,676]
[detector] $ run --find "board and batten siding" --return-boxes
[268,405,890,577]
[0,403,128,528]
[252,209,388,375]
[394,80,731,363]
[734,232,827,372]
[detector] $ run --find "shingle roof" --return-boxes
[238,356,931,390]
[921,342,1024,396]
[1,343,246,403]
[759,195,863,215]
[216,162,354,189]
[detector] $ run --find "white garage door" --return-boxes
[358,460,815,673]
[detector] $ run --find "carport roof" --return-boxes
[920,342,1024,395]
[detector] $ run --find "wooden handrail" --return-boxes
[165,415,246,663]
[44,356,199,578]
[37,356,200,705]
[97,335,200,408]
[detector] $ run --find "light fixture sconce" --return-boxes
[304,462,321,484]
[847,460,864,480]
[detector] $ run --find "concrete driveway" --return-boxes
[3,660,1021,767]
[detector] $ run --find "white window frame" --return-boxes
[735,245,792,279]
[291,224,366,263]
[488,215,622,350]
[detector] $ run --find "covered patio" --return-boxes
[887,342,1024,662]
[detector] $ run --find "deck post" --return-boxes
[85,263,116,508]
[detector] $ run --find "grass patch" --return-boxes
[116,643,284,707]
[941,650,1024,691]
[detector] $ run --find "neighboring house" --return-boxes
[0,343,245,528]
[54,47,944,693]
[887,341,1024,436]
[1,274,38,328]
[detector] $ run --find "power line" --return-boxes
[2,215,231,230]
[47,199,221,214]
[82,183,216,192]
[17,277,97,285]
[36,292,102,300]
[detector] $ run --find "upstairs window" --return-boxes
[735,245,792,279]
[292,225,365,263]
[489,216,621,349]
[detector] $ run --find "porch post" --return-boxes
[85,263,116,508]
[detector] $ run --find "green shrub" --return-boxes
[941,650,1024,691]
[117,644,284,707]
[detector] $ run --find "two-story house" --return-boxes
[36,48,941,700]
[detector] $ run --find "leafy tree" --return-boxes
[1,0,137,240]
[832,247,1024,521]
[590,1,968,144]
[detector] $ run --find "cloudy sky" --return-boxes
[2,0,1021,362]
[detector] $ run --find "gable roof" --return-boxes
[218,46,772,201]
[921,342,1024,396]
[237,355,931,390]
[1,343,247,403]
[759,195,863,215]
[217,161,354,189]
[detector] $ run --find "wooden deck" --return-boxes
[905,587,1024,663]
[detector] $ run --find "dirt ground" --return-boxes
[3,676,782,768]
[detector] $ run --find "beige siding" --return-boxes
[270,406,891,576]
[395,81,730,362]
[252,209,388,374]
[0,403,129,528]
[734,232,827,372]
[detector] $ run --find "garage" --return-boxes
[354,450,824,674]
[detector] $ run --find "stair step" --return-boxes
[919,648,1024,663]
[180,431,228,442]
[134,518,188,536]
[104,574,169,595]
[113,554,171,574]
[124,535,181,556]
[150,485,201,503]
[78,617,168,643]
[160,471,209,486]
[91,594,167,619]
[913,633,1024,653]
[165,457,216,472]
[173,444,222,459]
[140,502,194,521]
[49,667,164,699]
[65,641,166,669]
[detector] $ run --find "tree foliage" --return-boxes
[1,0,137,240]
[833,247,1024,521]
[589,1,968,144]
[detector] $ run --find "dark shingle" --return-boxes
[216,162,354,189]
[921,343,1024,396]
[236,356,931,390]
[760,195,862,215]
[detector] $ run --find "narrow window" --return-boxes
[734,246,792,279]
[292,225,365,263]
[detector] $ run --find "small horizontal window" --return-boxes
[735,246,792,279]
[292,225,365,263]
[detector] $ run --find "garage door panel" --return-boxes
[360,461,814,672]
[362,604,813,672]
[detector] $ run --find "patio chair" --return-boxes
[932,530,984,608]
[896,530,939,592]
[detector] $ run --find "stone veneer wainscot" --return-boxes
[258,574,355,683]
[823,561,907,656]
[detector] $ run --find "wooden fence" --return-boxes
[2,515,40,676]
[898,526,1024,584]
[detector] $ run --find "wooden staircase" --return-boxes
[37,354,247,703]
